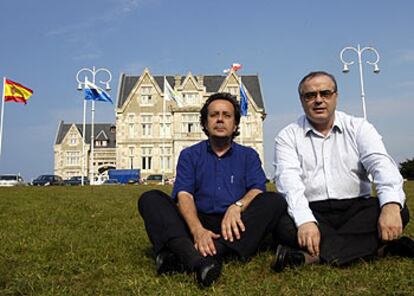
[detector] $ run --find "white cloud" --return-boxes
[395,49,414,64]
[72,52,103,61]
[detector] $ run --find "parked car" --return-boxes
[32,174,64,186]
[144,174,164,185]
[0,174,25,187]
[64,176,89,186]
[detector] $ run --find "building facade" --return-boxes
[54,122,116,180]
[54,68,266,180]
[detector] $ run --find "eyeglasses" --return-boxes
[301,89,336,102]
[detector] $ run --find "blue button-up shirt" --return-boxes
[172,140,266,214]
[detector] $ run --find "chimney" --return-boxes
[174,75,181,89]
[197,75,204,87]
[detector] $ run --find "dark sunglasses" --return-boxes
[302,89,336,101]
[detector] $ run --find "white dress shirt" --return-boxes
[273,111,406,227]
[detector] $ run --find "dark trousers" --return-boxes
[274,197,410,266]
[138,190,287,262]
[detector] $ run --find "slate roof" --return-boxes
[55,121,116,148]
[116,73,265,110]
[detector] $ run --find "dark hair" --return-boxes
[298,71,338,97]
[200,92,241,139]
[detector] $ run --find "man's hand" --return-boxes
[297,222,320,257]
[221,205,245,242]
[378,203,402,241]
[193,227,221,257]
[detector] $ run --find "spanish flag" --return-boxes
[4,79,33,104]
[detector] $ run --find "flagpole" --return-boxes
[0,77,6,159]
[161,77,166,185]
[81,99,87,186]
[239,74,243,145]
[90,100,95,184]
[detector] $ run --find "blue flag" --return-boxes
[240,84,248,116]
[84,81,112,104]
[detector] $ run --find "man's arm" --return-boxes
[274,128,320,256]
[357,121,406,241]
[177,191,220,257]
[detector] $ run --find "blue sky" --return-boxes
[1,0,413,181]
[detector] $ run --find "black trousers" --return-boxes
[138,190,287,260]
[274,197,410,266]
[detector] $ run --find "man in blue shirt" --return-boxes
[139,92,286,287]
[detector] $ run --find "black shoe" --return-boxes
[195,257,222,288]
[384,236,414,258]
[272,244,305,273]
[155,249,185,275]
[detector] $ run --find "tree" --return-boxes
[399,158,414,180]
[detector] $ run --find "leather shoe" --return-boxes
[195,257,222,288]
[384,236,414,258]
[272,244,305,272]
[155,249,185,275]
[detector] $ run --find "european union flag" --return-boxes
[84,81,112,104]
[240,84,248,116]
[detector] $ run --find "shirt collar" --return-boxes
[206,140,234,157]
[304,111,343,137]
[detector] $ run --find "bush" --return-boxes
[400,158,414,180]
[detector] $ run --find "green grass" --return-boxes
[0,183,413,295]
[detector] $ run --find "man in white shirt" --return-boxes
[272,71,413,271]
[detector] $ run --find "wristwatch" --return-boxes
[235,200,243,208]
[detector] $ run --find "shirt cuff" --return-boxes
[291,208,318,227]
[378,194,405,209]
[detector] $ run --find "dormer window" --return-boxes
[140,86,153,105]
[228,86,238,96]
[70,133,78,145]
[95,140,108,147]
[183,92,200,105]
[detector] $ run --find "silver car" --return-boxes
[0,174,25,187]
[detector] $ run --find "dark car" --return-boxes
[32,174,64,186]
[64,176,89,186]
[144,174,164,185]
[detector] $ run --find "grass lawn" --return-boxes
[0,183,413,295]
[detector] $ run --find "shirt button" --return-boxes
[218,187,221,190]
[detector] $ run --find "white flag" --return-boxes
[164,77,184,107]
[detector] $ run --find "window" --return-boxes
[95,140,108,147]
[160,114,171,137]
[141,147,152,170]
[141,115,153,137]
[160,146,172,171]
[129,146,135,169]
[128,114,135,138]
[69,133,78,145]
[140,86,153,105]
[183,92,200,105]
[228,86,239,96]
[66,151,80,166]
[181,113,200,134]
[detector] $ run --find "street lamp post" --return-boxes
[339,44,380,120]
[76,66,112,185]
